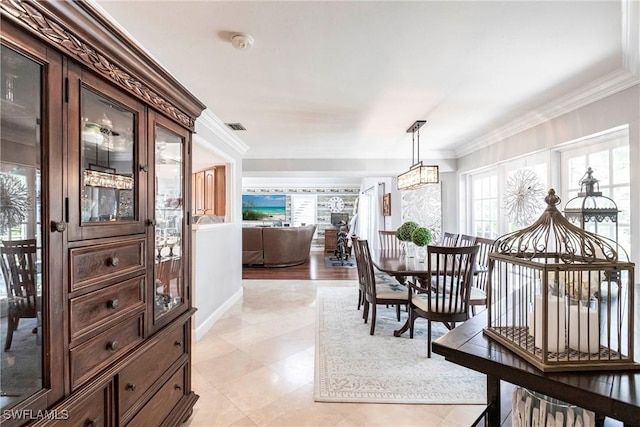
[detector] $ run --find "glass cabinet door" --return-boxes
[67,67,146,241]
[153,124,187,321]
[80,88,136,224]
[0,43,45,411]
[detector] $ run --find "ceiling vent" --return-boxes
[225,123,246,131]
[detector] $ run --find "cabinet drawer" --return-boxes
[126,364,187,427]
[70,277,145,343]
[70,238,145,291]
[70,315,144,389]
[54,382,112,427]
[325,229,338,252]
[119,324,186,417]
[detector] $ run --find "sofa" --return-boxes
[242,225,317,267]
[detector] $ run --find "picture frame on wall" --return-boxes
[383,193,391,216]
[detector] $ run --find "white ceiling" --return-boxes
[94,1,631,178]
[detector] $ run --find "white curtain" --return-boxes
[356,183,384,249]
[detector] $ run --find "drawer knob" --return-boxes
[107,340,118,351]
[126,383,137,391]
[109,257,119,267]
[174,341,183,347]
[86,418,98,427]
[174,384,182,391]
[108,299,119,309]
[52,221,66,232]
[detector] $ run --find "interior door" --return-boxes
[66,65,147,241]
[149,111,191,332]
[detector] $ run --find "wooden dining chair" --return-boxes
[351,235,367,311]
[440,232,459,247]
[377,230,407,284]
[408,244,479,357]
[155,257,182,297]
[378,230,403,251]
[469,236,495,315]
[1,239,39,351]
[355,238,408,335]
[457,234,476,247]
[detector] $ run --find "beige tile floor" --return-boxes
[185,280,485,427]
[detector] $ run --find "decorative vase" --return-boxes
[405,242,416,258]
[416,245,427,262]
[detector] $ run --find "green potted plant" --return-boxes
[411,226,433,261]
[396,221,419,257]
[396,221,419,242]
[411,226,433,247]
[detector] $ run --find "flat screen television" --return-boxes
[242,194,286,221]
[331,213,349,226]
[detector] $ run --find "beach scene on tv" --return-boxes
[242,194,286,221]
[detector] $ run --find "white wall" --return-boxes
[191,111,247,340]
[439,171,459,235]
[192,224,242,340]
[456,85,640,267]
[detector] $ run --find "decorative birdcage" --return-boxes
[564,167,619,241]
[484,189,636,372]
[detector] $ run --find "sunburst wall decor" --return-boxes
[503,169,545,227]
[0,173,30,232]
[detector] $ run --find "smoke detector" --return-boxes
[231,33,254,50]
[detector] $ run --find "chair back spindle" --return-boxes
[457,234,476,247]
[441,232,459,247]
[378,230,403,252]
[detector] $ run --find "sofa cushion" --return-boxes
[242,227,264,265]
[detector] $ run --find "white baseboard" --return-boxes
[194,287,243,342]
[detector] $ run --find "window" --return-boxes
[470,173,498,238]
[467,153,549,239]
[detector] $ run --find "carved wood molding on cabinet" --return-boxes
[0,0,197,130]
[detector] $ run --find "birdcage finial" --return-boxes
[544,189,561,207]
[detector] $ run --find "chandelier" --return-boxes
[397,120,439,191]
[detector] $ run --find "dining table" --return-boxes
[371,247,488,337]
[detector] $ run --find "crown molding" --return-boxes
[196,109,250,155]
[455,67,639,158]
[456,0,640,159]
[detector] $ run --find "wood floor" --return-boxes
[242,251,358,280]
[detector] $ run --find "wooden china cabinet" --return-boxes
[0,1,205,426]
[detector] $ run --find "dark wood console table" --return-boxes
[432,313,640,426]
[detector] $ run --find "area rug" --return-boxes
[324,256,356,268]
[314,286,486,404]
[0,317,42,403]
